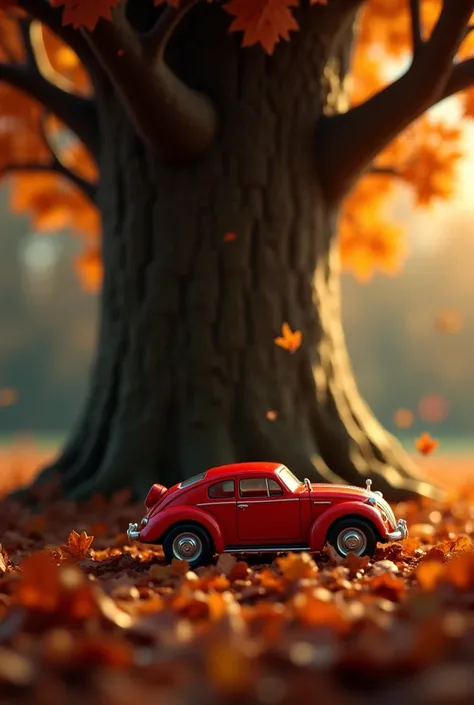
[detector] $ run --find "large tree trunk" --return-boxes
[32,3,438,503]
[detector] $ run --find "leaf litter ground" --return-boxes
[2,483,474,704]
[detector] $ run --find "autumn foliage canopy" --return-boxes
[0,0,473,290]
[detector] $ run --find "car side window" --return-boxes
[239,478,268,498]
[208,480,235,499]
[267,479,283,496]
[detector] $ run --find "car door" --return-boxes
[236,476,301,542]
[197,479,237,543]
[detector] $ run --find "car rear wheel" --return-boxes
[162,523,213,569]
[327,517,377,559]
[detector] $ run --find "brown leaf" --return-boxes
[416,561,446,591]
[15,551,60,611]
[215,553,237,577]
[60,530,94,560]
[277,552,318,581]
[344,552,370,578]
[228,561,250,582]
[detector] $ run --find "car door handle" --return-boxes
[237,504,248,509]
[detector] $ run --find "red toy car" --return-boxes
[127,462,408,568]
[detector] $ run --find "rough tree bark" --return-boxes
[12,0,474,503]
[19,1,438,505]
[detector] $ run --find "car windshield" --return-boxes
[276,466,301,492]
[179,472,206,489]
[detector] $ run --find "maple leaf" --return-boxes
[50,0,121,32]
[415,432,439,456]
[224,0,299,55]
[344,552,370,579]
[274,322,302,353]
[60,530,94,560]
[277,552,318,580]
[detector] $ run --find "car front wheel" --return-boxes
[162,523,213,569]
[327,517,377,559]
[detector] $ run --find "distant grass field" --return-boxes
[0,432,472,497]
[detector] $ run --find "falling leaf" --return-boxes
[415,432,439,456]
[393,408,414,429]
[274,322,302,354]
[266,410,278,421]
[435,308,463,335]
[223,231,237,242]
[418,395,449,424]
[0,388,19,407]
[60,530,94,560]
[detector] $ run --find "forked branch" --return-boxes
[317,0,474,204]
[81,2,217,162]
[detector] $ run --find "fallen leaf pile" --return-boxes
[2,483,474,704]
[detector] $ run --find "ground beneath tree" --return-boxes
[1,470,474,705]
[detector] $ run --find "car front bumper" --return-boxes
[127,522,141,542]
[386,518,409,541]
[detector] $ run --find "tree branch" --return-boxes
[368,166,400,177]
[81,3,217,162]
[441,57,474,101]
[142,0,200,60]
[0,62,99,160]
[317,0,474,204]
[409,0,423,55]
[18,17,37,69]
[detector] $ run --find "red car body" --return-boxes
[127,462,408,567]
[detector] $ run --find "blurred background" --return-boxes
[0,102,473,493]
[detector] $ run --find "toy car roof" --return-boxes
[183,462,286,486]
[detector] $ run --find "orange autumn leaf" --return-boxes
[16,551,61,611]
[393,408,414,429]
[415,432,439,456]
[74,245,103,293]
[224,0,299,55]
[266,410,278,421]
[276,552,318,580]
[434,308,464,335]
[51,0,121,31]
[274,322,302,354]
[223,231,237,242]
[0,387,19,407]
[60,530,95,560]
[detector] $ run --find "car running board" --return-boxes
[224,544,311,553]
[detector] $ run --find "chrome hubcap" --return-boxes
[336,527,367,556]
[172,532,202,561]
